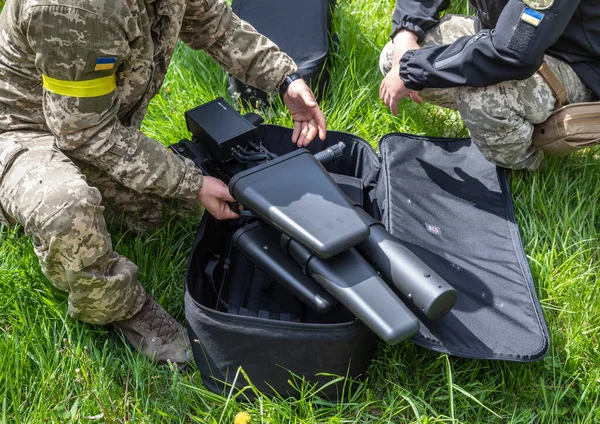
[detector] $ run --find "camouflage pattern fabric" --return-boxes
[523,0,555,10]
[0,0,297,324]
[379,15,594,170]
[77,162,202,235]
[0,132,148,324]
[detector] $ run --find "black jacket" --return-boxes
[393,0,600,98]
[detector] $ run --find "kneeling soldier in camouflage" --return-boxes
[0,0,326,365]
[379,0,598,170]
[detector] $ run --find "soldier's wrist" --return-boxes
[279,72,303,96]
[393,30,418,45]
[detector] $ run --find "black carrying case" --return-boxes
[229,0,333,105]
[184,126,549,398]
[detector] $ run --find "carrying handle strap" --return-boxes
[538,62,568,106]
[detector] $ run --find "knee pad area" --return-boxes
[32,184,112,271]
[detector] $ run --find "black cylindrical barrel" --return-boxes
[282,236,420,345]
[354,208,457,320]
[233,223,337,313]
[313,141,346,165]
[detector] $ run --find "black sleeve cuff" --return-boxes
[399,50,424,91]
[391,20,426,42]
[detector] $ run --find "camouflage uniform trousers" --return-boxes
[379,15,594,170]
[0,132,200,325]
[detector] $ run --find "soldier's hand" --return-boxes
[380,65,422,116]
[197,176,240,220]
[284,79,327,147]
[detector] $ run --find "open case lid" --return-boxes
[376,133,549,361]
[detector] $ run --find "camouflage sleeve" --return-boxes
[179,0,297,93]
[23,5,203,201]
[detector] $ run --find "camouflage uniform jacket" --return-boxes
[0,0,297,200]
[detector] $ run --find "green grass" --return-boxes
[2,0,600,422]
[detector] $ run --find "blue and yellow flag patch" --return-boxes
[520,8,544,27]
[94,57,116,71]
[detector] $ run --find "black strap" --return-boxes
[226,253,249,315]
[245,267,266,317]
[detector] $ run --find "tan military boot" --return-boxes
[112,295,191,367]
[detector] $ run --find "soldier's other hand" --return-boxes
[284,79,327,147]
[379,65,422,116]
[197,176,240,220]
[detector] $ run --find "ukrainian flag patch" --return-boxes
[520,8,544,27]
[94,57,116,71]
